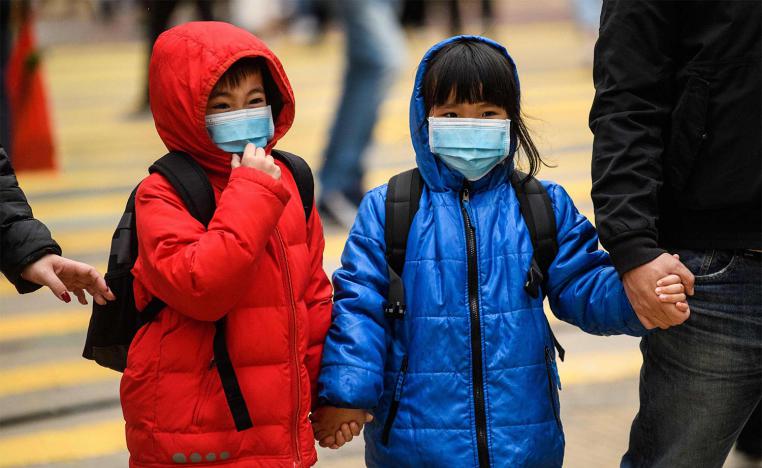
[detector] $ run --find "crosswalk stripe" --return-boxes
[0,361,116,399]
[0,309,89,343]
[0,419,125,467]
[0,348,642,466]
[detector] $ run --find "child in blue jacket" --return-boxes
[312,36,689,467]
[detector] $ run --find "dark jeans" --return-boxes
[622,249,762,468]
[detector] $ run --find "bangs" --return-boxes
[216,57,264,91]
[423,39,518,112]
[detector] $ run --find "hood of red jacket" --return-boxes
[149,21,295,176]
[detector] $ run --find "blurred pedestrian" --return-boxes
[133,0,215,115]
[0,145,113,305]
[589,1,762,466]
[317,0,404,229]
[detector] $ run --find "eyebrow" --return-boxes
[209,87,265,99]
[209,90,231,99]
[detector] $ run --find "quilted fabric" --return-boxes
[318,36,646,468]
[121,22,332,467]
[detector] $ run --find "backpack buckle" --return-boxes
[384,301,406,320]
[524,262,543,299]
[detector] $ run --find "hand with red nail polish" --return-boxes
[21,254,115,305]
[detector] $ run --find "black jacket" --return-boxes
[0,145,61,292]
[590,0,761,274]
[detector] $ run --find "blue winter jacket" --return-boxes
[318,36,646,468]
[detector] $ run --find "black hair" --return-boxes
[422,39,548,178]
[214,57,283,120]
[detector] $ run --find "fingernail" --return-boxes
[657,280,663,286]
[61,292,71,303]
[659,294,666,300]
[655,288,662,294]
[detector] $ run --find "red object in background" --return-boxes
[5,11,56,172]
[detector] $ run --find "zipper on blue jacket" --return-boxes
[544,347,562,430]
[460,187,490,468]
[382,355,409,445]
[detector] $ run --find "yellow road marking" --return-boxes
[0,309,89,343]
[0,360,117,399]
[0,347,641,466]
[559,348,642,386]
[0,420,125,467]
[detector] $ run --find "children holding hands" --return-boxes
[119,23,689,467]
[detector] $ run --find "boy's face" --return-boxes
[206,69,267,115]
[430,91,508,120]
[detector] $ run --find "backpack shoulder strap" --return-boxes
[149,151,216,227]
[511,171,564,361]
[510,171,558,298]
[271,149,314,222]
[383,168,423,319]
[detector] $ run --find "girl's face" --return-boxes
[429,93,508,120]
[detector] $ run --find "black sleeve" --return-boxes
[589,0,677,275]
[0,145,62,293]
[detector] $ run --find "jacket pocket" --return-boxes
[381,356,409,445]
[666,75,710,195]
[192,359,217,427]
[544,347,562,431]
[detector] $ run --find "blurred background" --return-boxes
[0,1,754,467]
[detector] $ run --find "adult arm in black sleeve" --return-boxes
[589,0,677,275]
[0,144,62,293]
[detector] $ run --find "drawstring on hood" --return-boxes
[149,22,295,177]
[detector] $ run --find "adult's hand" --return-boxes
[622,253,694,329]
[21,254,115,305]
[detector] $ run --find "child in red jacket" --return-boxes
[120,22,332,467]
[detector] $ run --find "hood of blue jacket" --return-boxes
[410,35,521,192]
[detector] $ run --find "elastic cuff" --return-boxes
[12,245,62,294]
[619,292,650,337]
[230,166,291,205]
[608,236,665,276]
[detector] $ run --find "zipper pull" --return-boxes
[209,358,215,370]
[462,188,470,203]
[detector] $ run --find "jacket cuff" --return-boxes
[617,291,650,337]
[317,365,383,410]
[608,235,665,276]
[11,245,62,294]
[230,166,291,205]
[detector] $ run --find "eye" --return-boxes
[248,98,264,105]
[212,102,229,110]
[482,111,498,117]
[443,112,458,118]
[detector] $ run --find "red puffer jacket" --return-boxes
[120,22,332,467]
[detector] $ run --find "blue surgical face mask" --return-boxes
[205,105,275,154]
[428,117,511,181]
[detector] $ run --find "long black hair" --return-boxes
[422,39,548,178]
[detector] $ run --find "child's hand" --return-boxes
[310,406,373,449]
[655,273,690,314]
[231,143,281,180]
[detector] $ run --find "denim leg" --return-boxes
[319,0,404,197]
[622,249,762,468]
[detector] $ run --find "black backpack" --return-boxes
[382,168,565,358]
[82,150,314,431]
